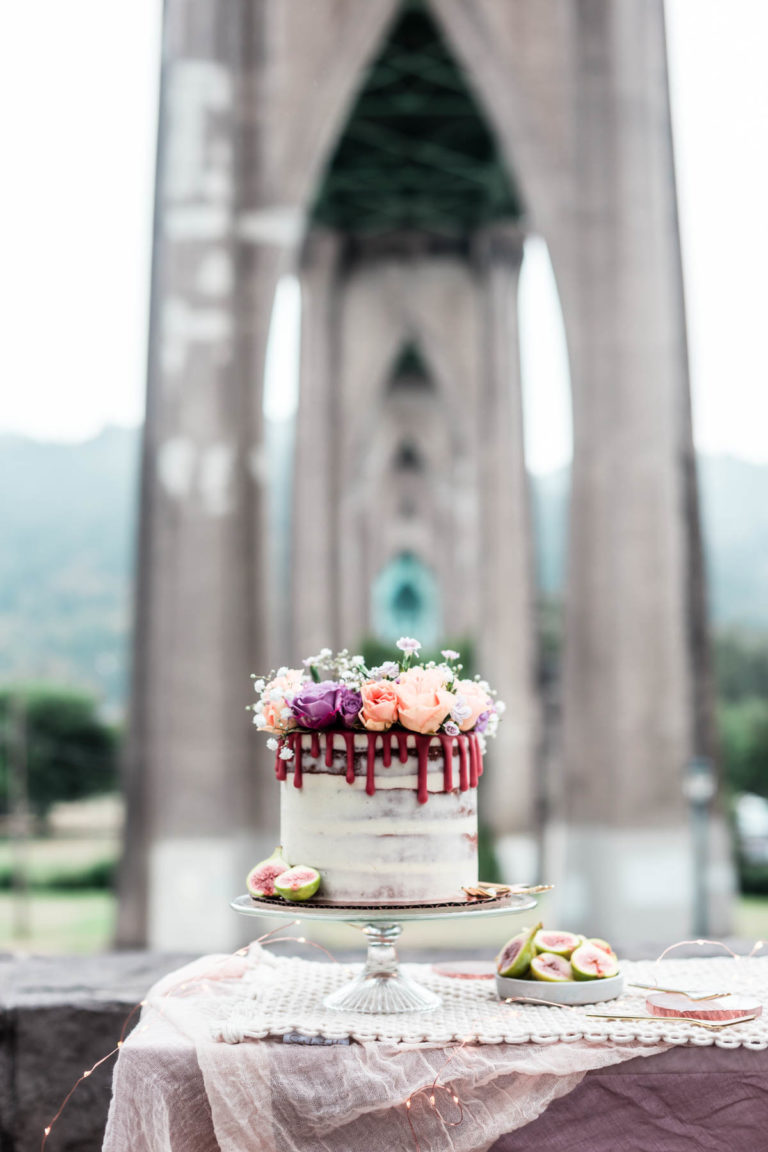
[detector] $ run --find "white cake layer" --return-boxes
[280,736,479,904]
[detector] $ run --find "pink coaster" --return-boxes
[646,992,763,1021]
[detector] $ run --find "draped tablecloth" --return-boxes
[102,948,768,1152]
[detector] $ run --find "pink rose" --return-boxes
[360,680,398,731]
[260,669,303,733]
[452,679,492,732]
[395,667,455,735]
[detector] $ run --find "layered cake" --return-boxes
[250,641,503,906]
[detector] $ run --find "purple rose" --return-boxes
[338,687,363,728]
[474,710,491,734]
[290,680,342,729]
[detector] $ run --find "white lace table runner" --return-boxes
[212,956,768,1049]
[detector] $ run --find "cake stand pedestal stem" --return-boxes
[323,922,442,1014]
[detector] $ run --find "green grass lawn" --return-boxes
[0,890,116,954]
[0,835,118,885]
[0,834,119,953]
[733,895,768,942]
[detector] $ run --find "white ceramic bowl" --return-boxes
[495,970,624,1005]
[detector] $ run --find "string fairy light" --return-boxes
[402,1030,478,1151]
[654,938,767,963]
[39,924,338,1149]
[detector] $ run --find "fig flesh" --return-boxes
[571,942,619,981]
[588,937,615,956]
[246,847,290,898]
[273,865,321,902]
[530,953,573,982]
[496,922,542,978]
[533,929,583,959]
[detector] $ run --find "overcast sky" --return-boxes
[2,1,767,475]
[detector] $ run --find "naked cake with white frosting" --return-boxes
[250,641,503,906]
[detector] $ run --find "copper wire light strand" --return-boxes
[40,930,337,1146]
[41,1047,121,1151]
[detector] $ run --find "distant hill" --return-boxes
[0,427,139,711]
[1,427,767,711]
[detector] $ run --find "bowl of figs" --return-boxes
[495,922,624,1005]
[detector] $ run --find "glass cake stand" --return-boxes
[231,891,537,1014]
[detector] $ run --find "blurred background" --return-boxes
[2,0,768,956]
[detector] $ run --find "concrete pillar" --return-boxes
[118,0,281,950]
[551,1,733,939]
[475,226,539,881]
[291,230,342,660]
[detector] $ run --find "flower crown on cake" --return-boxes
[249,638,505,755]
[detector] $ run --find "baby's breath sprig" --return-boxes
[396,636,421,670]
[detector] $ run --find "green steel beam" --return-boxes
[310,0,522,236]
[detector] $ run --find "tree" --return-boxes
[718,698,768,800]
[0,685,118,821]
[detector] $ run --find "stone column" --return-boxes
[117,0,281,951]
[475,226,539,881]
[552,0,733,939]
[291,229,342,660]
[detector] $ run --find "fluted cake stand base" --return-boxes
[231,890,538,1015]
[323,921,442,1013]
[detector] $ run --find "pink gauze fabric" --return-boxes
[102,951,669,1152]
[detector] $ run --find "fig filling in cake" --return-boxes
[275,730,482,905]
[248,643,504,907]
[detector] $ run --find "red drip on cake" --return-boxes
[293,732,303,788]
[415,734,431,804]
[439,734,454,791]
[342,731,356,783]
[274,740,288,781]
[458,735,469,791]
[279,730,482,800]
[366,737,376,796]
[468,734,479,788]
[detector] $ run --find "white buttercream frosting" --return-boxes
[279,735,479,904]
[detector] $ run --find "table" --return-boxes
[102,952,768,1151]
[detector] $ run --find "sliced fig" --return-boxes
[588,937,616,957]
[533,929,583,959]
[571,942,619,981]
[246,847,290,898]
[496,922,542,978]
[530,953,573,982]
[274,865,321,902]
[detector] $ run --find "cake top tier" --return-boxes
[250,639,504,747]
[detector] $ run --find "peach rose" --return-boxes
[360,680,398,731]
[260,669,303,733]
[395,667,455,735]
[452,679,492,732]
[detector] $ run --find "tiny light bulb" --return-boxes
[117,1041,123,1048]
[298,937,306,944]
[429,1095,436,1107]
[405,1099,411,1109]
[83,1070,91,1078]
[44,1127,51,1136]
[452,1095,459,1104]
